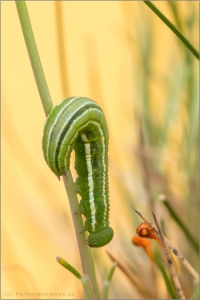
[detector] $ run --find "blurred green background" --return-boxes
[2,1,199,299]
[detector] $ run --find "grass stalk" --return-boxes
[151,208,185,299]
[15,2,99,298]
[190,286,199,300]
[143,1,199,60]
[167,2,183,32]
[102,262,117,299]
[159,195,199,253]
[54,1,70,98]
[154,251,177,299]
[137,114,153,209]
[107,251,154,299]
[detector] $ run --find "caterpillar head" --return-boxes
[87,226,114,248]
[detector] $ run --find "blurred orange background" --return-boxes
[2,1,199,299]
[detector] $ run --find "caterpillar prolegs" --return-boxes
[42,97,114,247]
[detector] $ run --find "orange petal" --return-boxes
[132,236,153,262]
[132,236,151,248]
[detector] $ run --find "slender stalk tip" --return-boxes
[158,194,167,202]
[131,206,138,213]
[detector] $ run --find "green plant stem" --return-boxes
[15,1,52,116]
[63,174,100,298]
[56,257,96,299]
[160,196,199,253]
[190,285,199,300]
[102,262,117,299]
[15,1,100,298]
[143,1,199,60]
[154,250,177,299]
[81,274,95,299]
[54,1,70,98]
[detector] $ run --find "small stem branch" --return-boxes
[132,207,199,280]
[15,1,52,116]
[151,208,185,299]
[56,256,82,279]
[143,1,199,60]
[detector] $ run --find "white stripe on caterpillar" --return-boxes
[42,97,114,247]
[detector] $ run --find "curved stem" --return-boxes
[143,1,199,60]
[15,1,99,298]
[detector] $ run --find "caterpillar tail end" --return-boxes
[87,226,114,248]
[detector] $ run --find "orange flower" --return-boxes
[132,236,153,263]
[132,235,157,298]
[136,222,163,246]
[132,236,152,249]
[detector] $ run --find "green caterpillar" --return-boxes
[42,97,114,247]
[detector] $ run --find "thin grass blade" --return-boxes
[102,262,117,299]
[160,196,199,253]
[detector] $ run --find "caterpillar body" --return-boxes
[42,96,114,247]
